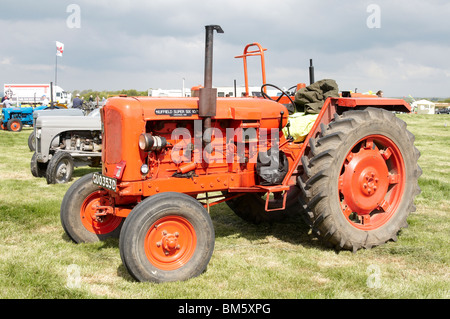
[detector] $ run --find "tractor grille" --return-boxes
[103,108,122,164]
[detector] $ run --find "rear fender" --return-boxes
[336,97,411,113]
[281,96,410,186]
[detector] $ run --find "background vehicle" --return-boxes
[1,105,47,132]
[3,83,72,106]
[436,107,450,114]
[31,108,101,184]
[60,25,421,283]
[28,108,84,151]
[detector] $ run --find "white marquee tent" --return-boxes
[411,99,435,114]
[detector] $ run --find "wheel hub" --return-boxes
[359,169,379,196]
[158,231,181,255]
[341,148,389,215]
[80,191,122,234]
[145,216,196,270]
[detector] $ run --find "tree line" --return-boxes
[71,89,148,101]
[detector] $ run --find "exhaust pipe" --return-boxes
[199,25,224,144]
[309,59,315,85]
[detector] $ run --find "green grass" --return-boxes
[0,114,449,299]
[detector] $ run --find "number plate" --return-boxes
[92,173,117,192]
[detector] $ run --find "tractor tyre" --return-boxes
[298,107,421,252]
[30,152,47,177]
[7,119,22,132]
[119,192,215,283]
[224,186,303,224]
[28,131,36,151]
[45,151,74,184]
[60,173,124,243]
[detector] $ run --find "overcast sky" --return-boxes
[1,0,449,98]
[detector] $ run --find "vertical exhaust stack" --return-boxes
[309,59,315,85]
[199,25,224,144]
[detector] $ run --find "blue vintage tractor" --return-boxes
[1,105,50,132]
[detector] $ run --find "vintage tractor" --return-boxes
[31,108,102,184]
[60,25,421,283]
[28,108,84,151]
[1,105,47,132]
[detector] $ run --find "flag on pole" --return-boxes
[56,41,64,56]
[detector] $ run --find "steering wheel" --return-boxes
[261,83,296,114]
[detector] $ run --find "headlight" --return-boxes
[138,133,167,152]
[140,164,149,175]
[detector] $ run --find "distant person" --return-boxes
[72,94,83,109]
[41,95,49,106]
[376,90,383,98]
[3,96,13,108]
[89,95,94,102]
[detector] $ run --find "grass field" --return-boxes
[0,113,448,300]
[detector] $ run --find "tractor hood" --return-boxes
[100,96,288,182]
[106,96,287,124]
[33,108,83,119]
[36,115,101,130]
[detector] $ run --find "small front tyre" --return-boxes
[60,173,124,243]
[119,192,215,283]
[46,151,74,184]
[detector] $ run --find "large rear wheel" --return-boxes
[7,119,23,132]
[28,131,36,151]
[119,192,215,283]
[30,152,48,177]
[298,107,421,251]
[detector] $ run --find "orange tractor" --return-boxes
[61,25,421,282]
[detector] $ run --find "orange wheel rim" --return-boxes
[11,122,20,131]
[80,190,122,234]
[338,135,405,230]
[144,216,196,271]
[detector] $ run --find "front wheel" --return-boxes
[119,192,215,283]
[46,151,74,184]
[60,173,124,243]
[298,108,421,252]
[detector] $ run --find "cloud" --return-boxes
[0,0,449,97]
